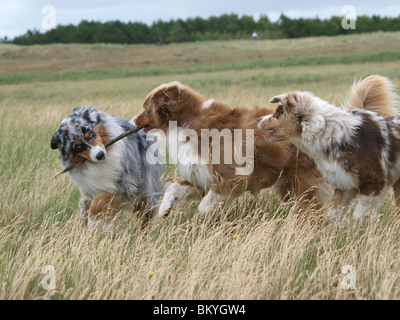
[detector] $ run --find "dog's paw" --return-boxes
[198,190,223,213]
[157,182,196,218]
[158,194,178,218]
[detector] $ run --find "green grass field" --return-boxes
[0,32,399,300]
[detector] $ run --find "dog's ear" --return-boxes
[270,94,291,113]
[270,93,290,104]
[51,133,60,150]
[153,83,181,107]
[270,95,283,104]
[271,93,300,111]
[285,94,299,111]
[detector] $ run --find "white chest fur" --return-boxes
[176,142,214,190]
[67,142,123,199]
[298,109,362,191]
[167,127,213,191]
[314,156,357,190]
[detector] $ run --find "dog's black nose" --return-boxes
[96,151,105,161]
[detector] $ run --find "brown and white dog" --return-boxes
[134,82,333,218]
[258,75,400,223]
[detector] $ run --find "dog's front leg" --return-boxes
[198,188,228,213]
[326,189,358,226]
[79,197,91,227]
[87,192,127,237]
[158,181,198,218]
[353,186,390,224]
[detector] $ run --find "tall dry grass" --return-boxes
[1,192,399,300]
[0,34,399,299]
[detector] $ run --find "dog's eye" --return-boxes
[72,143,84,153]
[89,132,94,139]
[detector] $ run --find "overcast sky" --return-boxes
[1,0,400,39]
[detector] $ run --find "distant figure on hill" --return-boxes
[156,35,164,45]
[252,31,258,40]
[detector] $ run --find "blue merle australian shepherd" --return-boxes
[51,106,163,235]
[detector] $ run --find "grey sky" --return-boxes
[1,0,400,39]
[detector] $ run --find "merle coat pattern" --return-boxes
[51,106,163,234]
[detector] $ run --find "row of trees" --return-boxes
[5,14,400,45]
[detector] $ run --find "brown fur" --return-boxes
[263,75,400,221]
[346,74,399,116]
[263,92,391,197]
[343,112,386,196]
[393,180,400,207]
[387,118,400,164]
[69,124,110,165]
[72,124,152,230]
[259,95,305,143]
[83,192,153,230]
[136,82,333,211]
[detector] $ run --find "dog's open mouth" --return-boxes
[264,130,275,142]
[143,125,152,134]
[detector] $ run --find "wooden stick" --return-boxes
[54,126,144,178]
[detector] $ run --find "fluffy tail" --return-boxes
[345,74,399,117]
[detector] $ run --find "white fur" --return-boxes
[293,97,364,190]
[198,190,223,213]
[310,154,357,190]
[176,150,214,191]
[299,99,363,158]
[352,186,389,223]
[68,141,123,200]
[89,145,106,162]
[66,115,126,200]
[158,182,197,217]
[157,126,214,216]
[283,92,396,223]
[167,126,214,190]
[258,114,272,126]
[202,99,214,109]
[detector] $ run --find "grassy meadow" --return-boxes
[0,32,399,300]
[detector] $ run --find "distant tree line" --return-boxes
[4,13,400,45]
